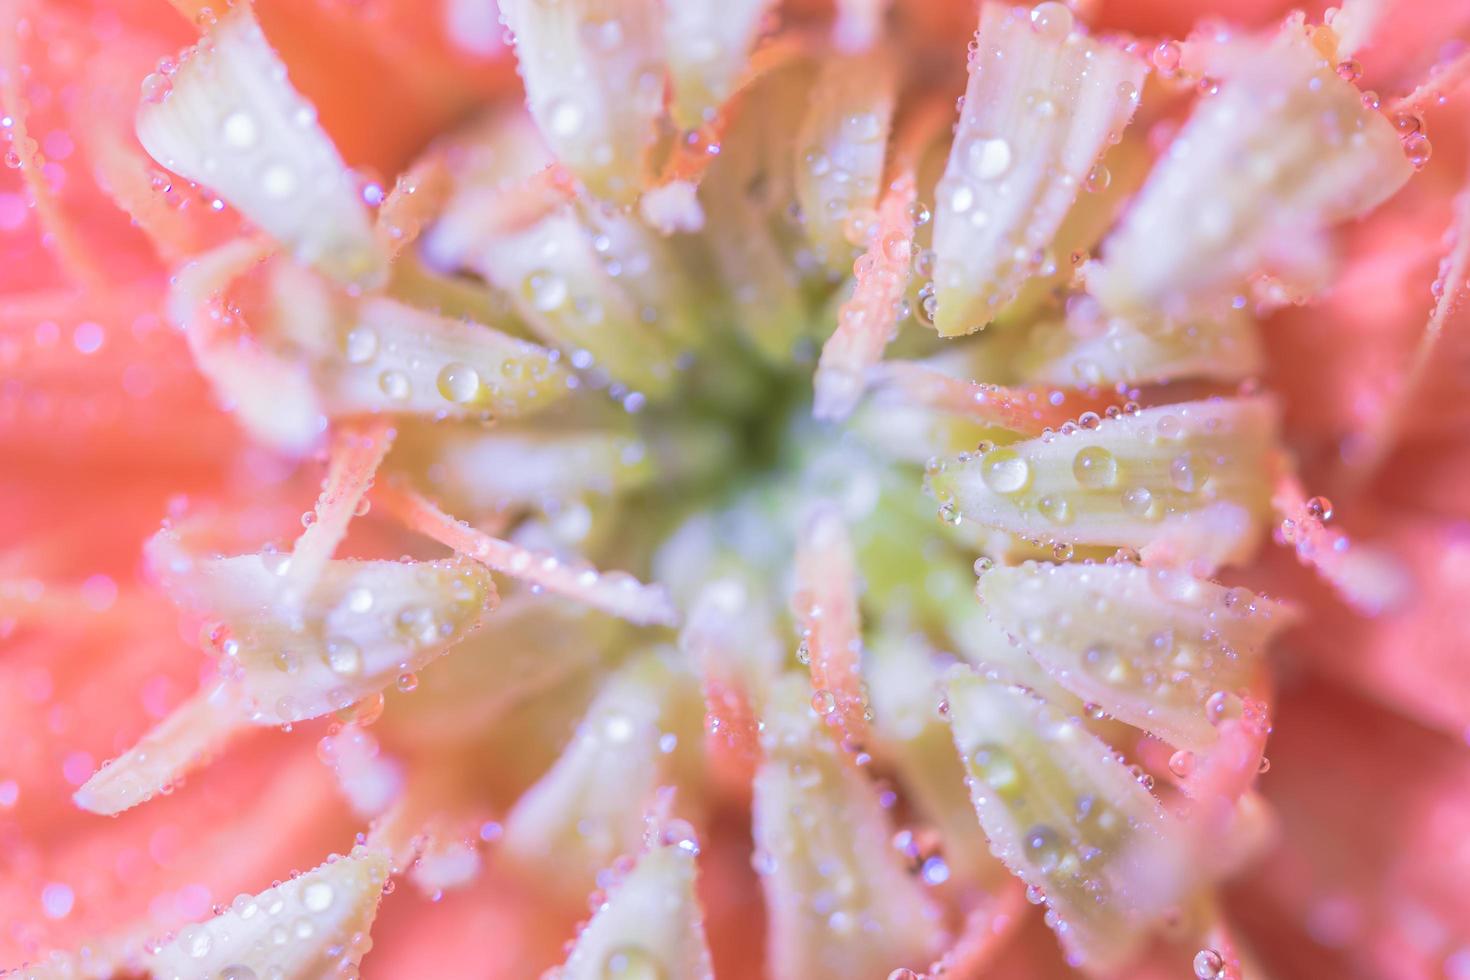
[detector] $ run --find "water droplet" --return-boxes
[326,638,362,676]
[1121,486,1154,518]
[344,325,379,364]
[545,98,585,138]
[1305,496,1334,521]
[261,163,298,199]
[1072,446,1117,489]
[1084,163,1111,194]
[1193,948,1225,979]
[967,137,1013,180]
[1152,40,1181,74]
[1404,132,1432,170]
[971,743,1022,798]
[1168,749,1196,778]
[378,370,411,401]
[221,111,258,149]
[302,880,334,912]
[602,944,664,980]
[523,269,568,312]
[981,447,1032,494]
[1023,824,1063,873]
[1029,2,1073,41]
[436,362,481,404]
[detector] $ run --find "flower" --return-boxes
[2,0,1468,977]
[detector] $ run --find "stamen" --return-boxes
[792,505,871,750]
[286,419,396,602]
[872,362,1117,434]
[374,482,677,626]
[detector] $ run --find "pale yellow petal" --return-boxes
[976,561,1290,749]
[946,668,1186,972]
[926,398,1278,569]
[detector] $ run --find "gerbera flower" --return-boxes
[2,0,1468,977]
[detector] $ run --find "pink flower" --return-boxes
[2,0,1468,977]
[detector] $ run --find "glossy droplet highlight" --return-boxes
[981,447,1032,494]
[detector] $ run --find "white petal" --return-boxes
[501,655,690,900]
[147,529,495,725]
[136,7,384,286]
[945,668,1186,972]
[753,675,947,979]
[930,2,1146,336]
[555,840,715,980]
[793,51,897,271]
[73,683,247,816]
[500,0,666,203]
[145,848,390,980]
[926,398,1278,570]
[976,561,1290,749]
[663,0,774,129]
[1089,22,1411,317]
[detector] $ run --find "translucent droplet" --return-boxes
[602,944,665,980]
[981,447,1032,494]
[378,370,411,401]
[1023,824,1063,873]
[221,111,258,149]
[1193,948,1225,979]
[326,638,362,677]
[545,98,585,138]
[523,270,568,312]
[302,881,334,912]
[436,362,481,404]
[1072,446,1117,489]
[1121,486,1154,517]
[967,137,1013,180]
[971,743,1022,799]
[1029,2,1074,41]
[344,325,379,364]
[1084,163,1111,194]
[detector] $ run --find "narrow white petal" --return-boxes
[136,7,384,286]
[145,848,390,980]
